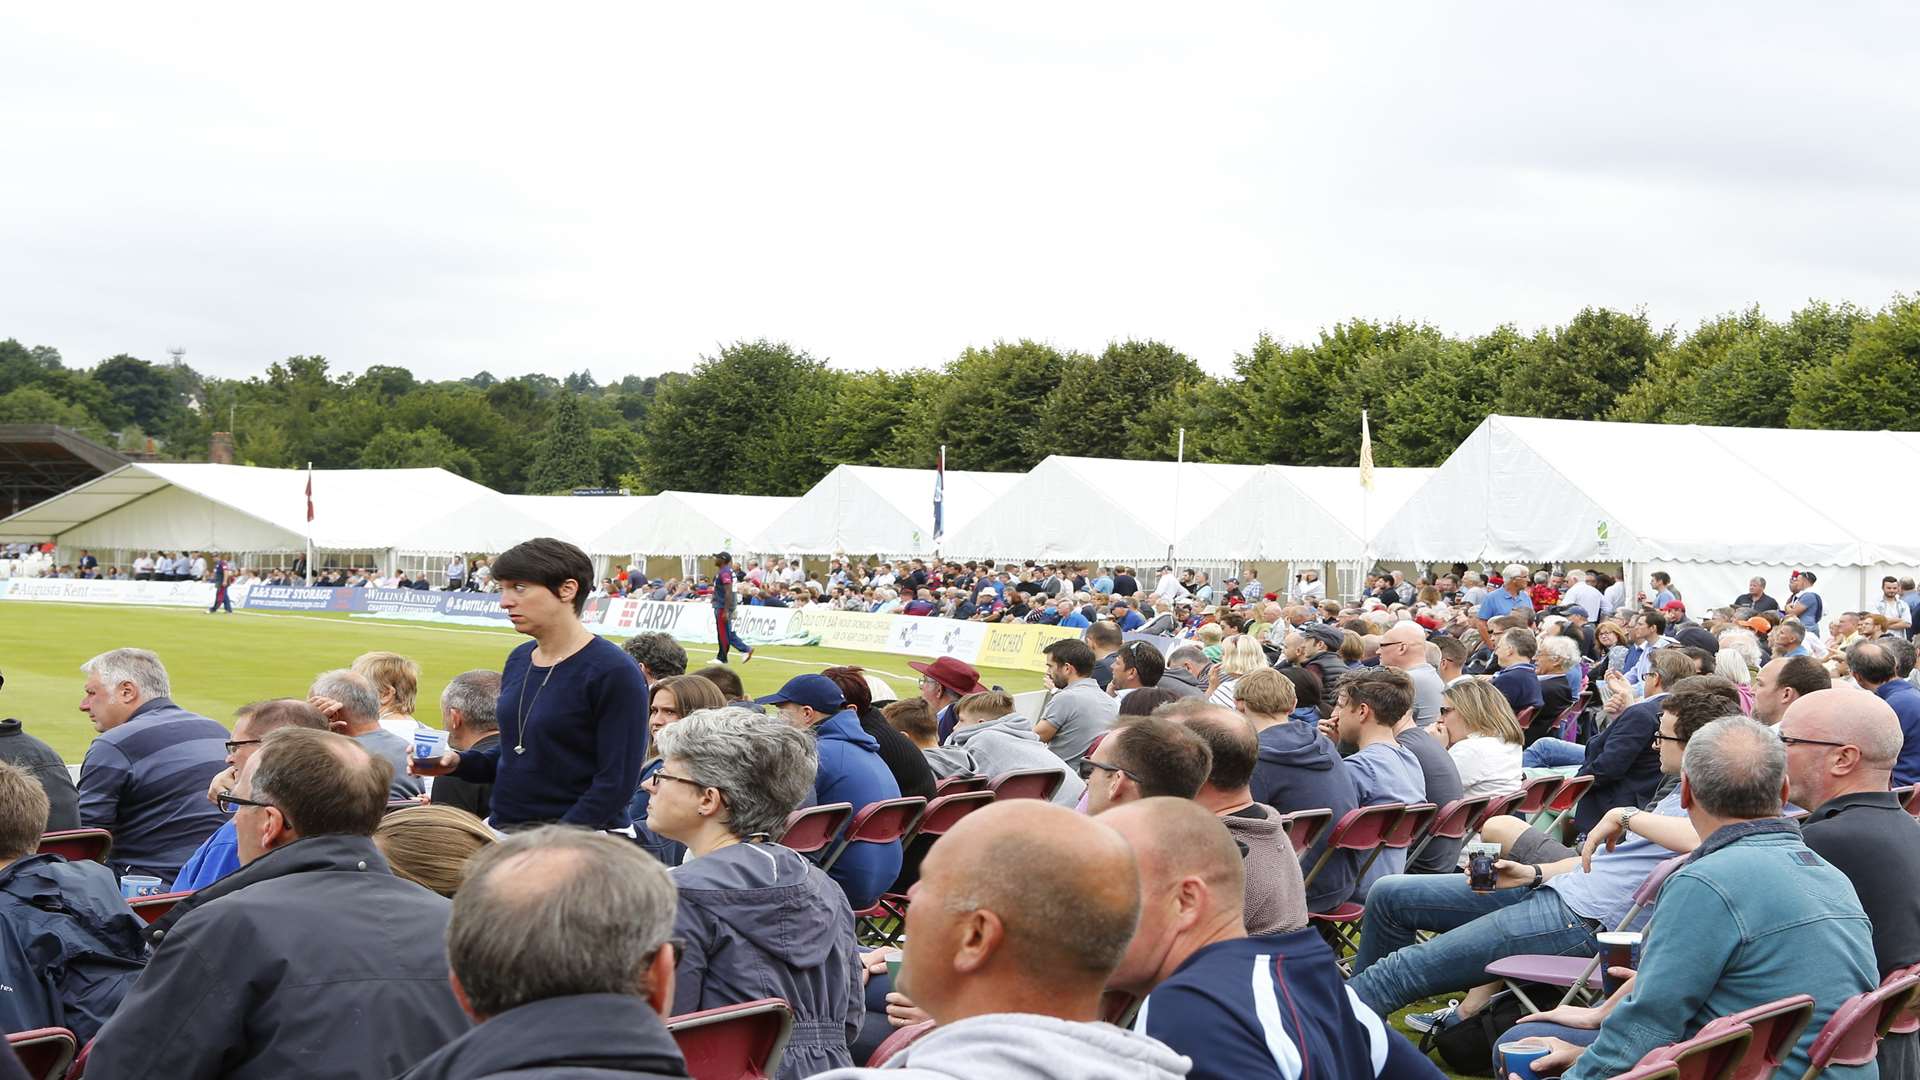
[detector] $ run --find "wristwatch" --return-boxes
[1618,807,1640,834]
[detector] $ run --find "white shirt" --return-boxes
[1564,582,1605,618]
[1601,581,1627,617]
[1294,577,1325,602]
[1448,735,1524,799]
[1153,573,1189,603]
[191,557,208,579]
[1877,598,1912,638]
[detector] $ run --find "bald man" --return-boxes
[1103,799,1442,1080]
[1784,689,1920,1080]
[811,800,1189,1080]
[1379,621,1445,726]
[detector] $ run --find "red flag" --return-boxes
[305,466,314,523]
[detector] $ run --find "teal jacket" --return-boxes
[1568,819,1878,1080]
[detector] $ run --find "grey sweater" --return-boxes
[1220,803,1311,936]
[922,715,1087,808]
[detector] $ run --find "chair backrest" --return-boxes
[1479,789,1524,824]
[1699,995,1816,1080]
[912,791,995,841]
[865,1018,936,1068]
[1277,808,1333,852]
[35,828,112,864]
[1382,802,1438,849]
[1630,854,1691,914]
[844,798,927,845]
[777,802,854,855]
[987,768,1065,802]
[934,774,990,795]
[127,889,192,926]
[667,997,795,1080]
[1515,774,1562,815]
[1900,784,1920,817]
[1637,1024,1752,1080]
[1514,705,1538,731]
[1301,803,1404,891]
[6,1028,77,1080]
[1546,773,1595,813]
[1805,970,1920,1076]
[1425,795,1494,842]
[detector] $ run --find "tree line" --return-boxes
[2,293,1914,497]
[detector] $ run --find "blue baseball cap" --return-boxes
[753,674,846,712]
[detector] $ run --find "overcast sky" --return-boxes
[2,3,1914,383]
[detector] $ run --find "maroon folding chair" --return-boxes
[856,791,995,944]
[1633,1023,1753,1080]
[1407,794,1493,868]
[127,889,192,926]
[1303,803,1404,955]
[1889,962,1920,1037]
[1478,789,1525,826]
[35,828,112,864]
[1485,853,1688,1011]
[1277,808,1333,853]
[1354,802,1437,880]
[819,798,927,874]
[1898,784,1920,817]
[1698,995,1816,1080]
[1514,705,1538,734]
[934,774,990,795]
[777,802,854,856]
[1514,774,1563,817]
[667,998,795,1080]
[987,768,1064,802]
[5,1028,77,1080]
[867,1019,937,1068]
[1799,969,1920,1080]
[1534,774,1594,836]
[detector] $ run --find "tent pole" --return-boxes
[1168,428,1185,566]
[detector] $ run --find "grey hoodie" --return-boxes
[808,1013,1191,1080]
[922,715,1087,808]
[1219,803,1311,937]
[670,842,864,1080]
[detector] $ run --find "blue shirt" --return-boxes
[1346,741,1425,895]
[1114,609,1145,632]
[77,698,230,887]
[1138,929,1443,1080]
[1547,788,1685,930]
[1790,590,1824,629]
[1877,680,1920,786]
[1477,589,1534,622]
[452,635,649,829]
[1057,610,1090,628]
[1091,576,1114,595]
[173,820,240,891]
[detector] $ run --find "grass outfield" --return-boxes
[0,602,1046,762]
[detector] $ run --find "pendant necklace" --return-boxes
[514,646,569,755]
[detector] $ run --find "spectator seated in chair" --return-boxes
[1235,667,1363,916]
[922,690,1086,809]
[175,698,330,891]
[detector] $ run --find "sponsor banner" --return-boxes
[886,616,987,662]
[242,585,365,612]
[975,622,1084,671]
[436,593,512,622]
[592,599,795,645]
[0,577,217,607]
[794,608,896,653]
[363,587,456,616]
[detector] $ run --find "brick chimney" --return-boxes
[209,432,236,464]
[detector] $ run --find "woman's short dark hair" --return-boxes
[492,537,593,615]
[821,666,873,712]
[1280,666,1321,710]
[694,665,746,702]
[1117,686,1179,717]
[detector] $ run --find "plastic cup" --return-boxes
[1501,1041,1553,1080]
[412,727,448,760]
[1596,931,1643,996]
[886,958,902,984]
[120,874,162,899]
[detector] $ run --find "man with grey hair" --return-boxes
[90,729,471,1079]
[1160,644,1211,699]
[1783,689,1920,1080]
[622,631,687,685]
[426,670,502,820]
[1499,716,1879,1080]
[398,827,689,1080]
[311,668,423,799]
[75,647,229,885]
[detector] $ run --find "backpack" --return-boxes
[1419,988,1536,1076]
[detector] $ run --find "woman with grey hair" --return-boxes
[648,707,864,1079]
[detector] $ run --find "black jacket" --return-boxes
[0,854,147,1040]
[89,834,471,1080]
[0,719,80,830]
[396,994,690,1080]
[430,732,499,821]
[856,706,936,801]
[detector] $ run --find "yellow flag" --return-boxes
[1359,410,1376,490]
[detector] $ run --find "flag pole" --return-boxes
[932,444,946,561]
[1168,427,1185,566]
[304,461,315,586]
[1359,411,1375,590]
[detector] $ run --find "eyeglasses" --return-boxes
[644,770,712,793]
[1651,731,1685,745]
[216,791,274,814]
[1077,758,1140,782]
[224,738,263,755]
[1778,734,1850,750]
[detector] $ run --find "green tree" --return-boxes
[640,340,840,493]
[1038,340,1202,459]
[1505,307,1669,421]
[358,424,479,476]
[92,354,183,431]
[923,340,1068,472]
[0,386,106,437]
[526,393,603,493]
[1376,333,1511,466]
[1789,296,1920,430]
[1229,320,1436,465]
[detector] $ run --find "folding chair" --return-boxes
[1898,785,1920,817]
[1277,808,1333,853]
[776,802,853,856]
[35,828,112,864]
[667,998,795,1080]
[987,768,1064,802]
[1477,789,1525,826]
[127,890,192,926]
[1799,969,1920,1080]
[1302,803,1404,956]
[1354,802,1437,881]
[934,774,990,795]
[1889,962,1920,1037]
[1513,706,1538,735]
[1533,774,1594,837]
[1632,1023,1753,1080]
[1698,995,1816,1080]
[866,1019,937,1068]
[1513,774,1564,818]
[856,791,995,944]
[6,1028,77,1080]
[820,798,927,874]
[1407,794,1493,869]
[1484,853,1688,1012]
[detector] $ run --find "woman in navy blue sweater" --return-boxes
[414,537,649,831]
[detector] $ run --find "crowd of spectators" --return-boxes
[10,546,1920,1080]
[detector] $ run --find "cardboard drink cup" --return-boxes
[120,874,162,899]
[413,728,448,760]
[1501,1041,1553,1080]
[1596,931,1642,996]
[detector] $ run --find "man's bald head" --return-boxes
[1783,688,1904,770]
[1100,797,1245,923]
[928,800,1141,979]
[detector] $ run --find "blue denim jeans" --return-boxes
[1491,1021,1601,1076]
[1347,873,1602,1015]
[1524,738,1586,769]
